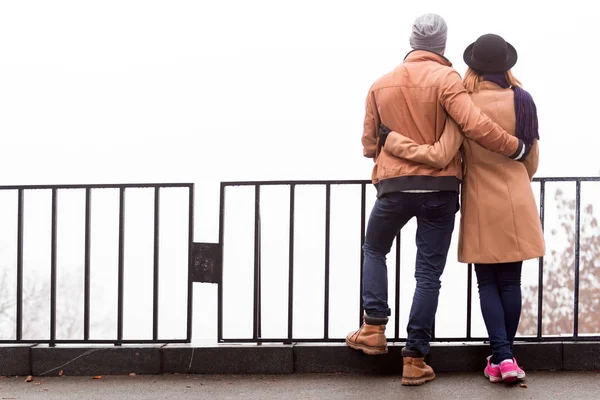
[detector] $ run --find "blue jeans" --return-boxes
[362,191,458,356]
[475,262,523,364]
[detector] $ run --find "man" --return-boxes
[345,13,527,386]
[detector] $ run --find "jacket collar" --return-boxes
[403,49,452,67]
[479,80,507,90]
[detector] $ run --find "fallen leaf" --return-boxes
[92,376,104,380]
[186,385,191,388]
[24,375,33,383]
[129,373,136,377]
[520,383,528,388]
[58,370,64,376]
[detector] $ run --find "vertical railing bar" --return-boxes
[152,187,160,341]
[16,189,24,341]
[186,185,194,343]
[394,232,401,341]
[84,188,92,341]
[117,187,125,345]
[257,201,262,341]
[288,183,296,343]
[359,184,366,326]
[573,180,581,338]
[253,185,261,341]
[537,181,545,339]
[50,188,58,346]
[323,184,331,339]
[466,263,473,339]
[217,183,226,342]
[287,184,295,343]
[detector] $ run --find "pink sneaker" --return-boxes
[499,358,526,383]
[483,356,503,383]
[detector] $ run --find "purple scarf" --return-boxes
[482,74,539,150]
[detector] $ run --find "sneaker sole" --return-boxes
[345,338,388,355]
[502,371,526,383]
[484,370,503,383]
[401,373,436,386]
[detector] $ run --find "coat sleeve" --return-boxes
[361,87,380,159]
[523,140,539,181]
[383,118,464,169]
[439,70,525,159]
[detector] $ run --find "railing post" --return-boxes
[84,188,92,341]
[253,185,262,343]
[116,187,126,346]
[152,187,161,341]
[466,263,473,339]
[394,232,401,341]
[217,182,226,343]
[323,184,331,340]
[286,184,295,344]
[537,181,545,339]
[573,180,581,338]
[359,183,366,326]
[50,189,58,347]
[16,189,24,341]
[186,184,195,343]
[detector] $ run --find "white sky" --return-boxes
[0,1,598,342]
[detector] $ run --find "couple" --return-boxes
[345,13,545,386]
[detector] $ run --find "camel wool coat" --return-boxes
[384,81,546,264]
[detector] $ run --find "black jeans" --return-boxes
[475,261,523,364]
[362,191,458,356]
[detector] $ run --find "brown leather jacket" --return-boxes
[361,50,524,197]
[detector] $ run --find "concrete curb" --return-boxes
[162,344,293,374]
[31,345,162,377]
[0,342,597,376]
[0,345,33,377]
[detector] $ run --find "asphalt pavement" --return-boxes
[0,371,598,399]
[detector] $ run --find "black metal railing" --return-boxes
[0,183,194,346]
[3,178,596,346]
[218,177,600,344]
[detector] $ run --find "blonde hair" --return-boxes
[463,68,522,93]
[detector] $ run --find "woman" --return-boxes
[382,34,545,383]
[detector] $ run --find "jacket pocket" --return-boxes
[420,192,458,218]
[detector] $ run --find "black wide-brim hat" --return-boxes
[463,34,518,73]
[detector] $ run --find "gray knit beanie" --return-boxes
[409,13,447,54]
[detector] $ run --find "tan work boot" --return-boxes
[345,316,388,355]
[401,348,436,386]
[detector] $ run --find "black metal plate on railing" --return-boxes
[191,242,222,284]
